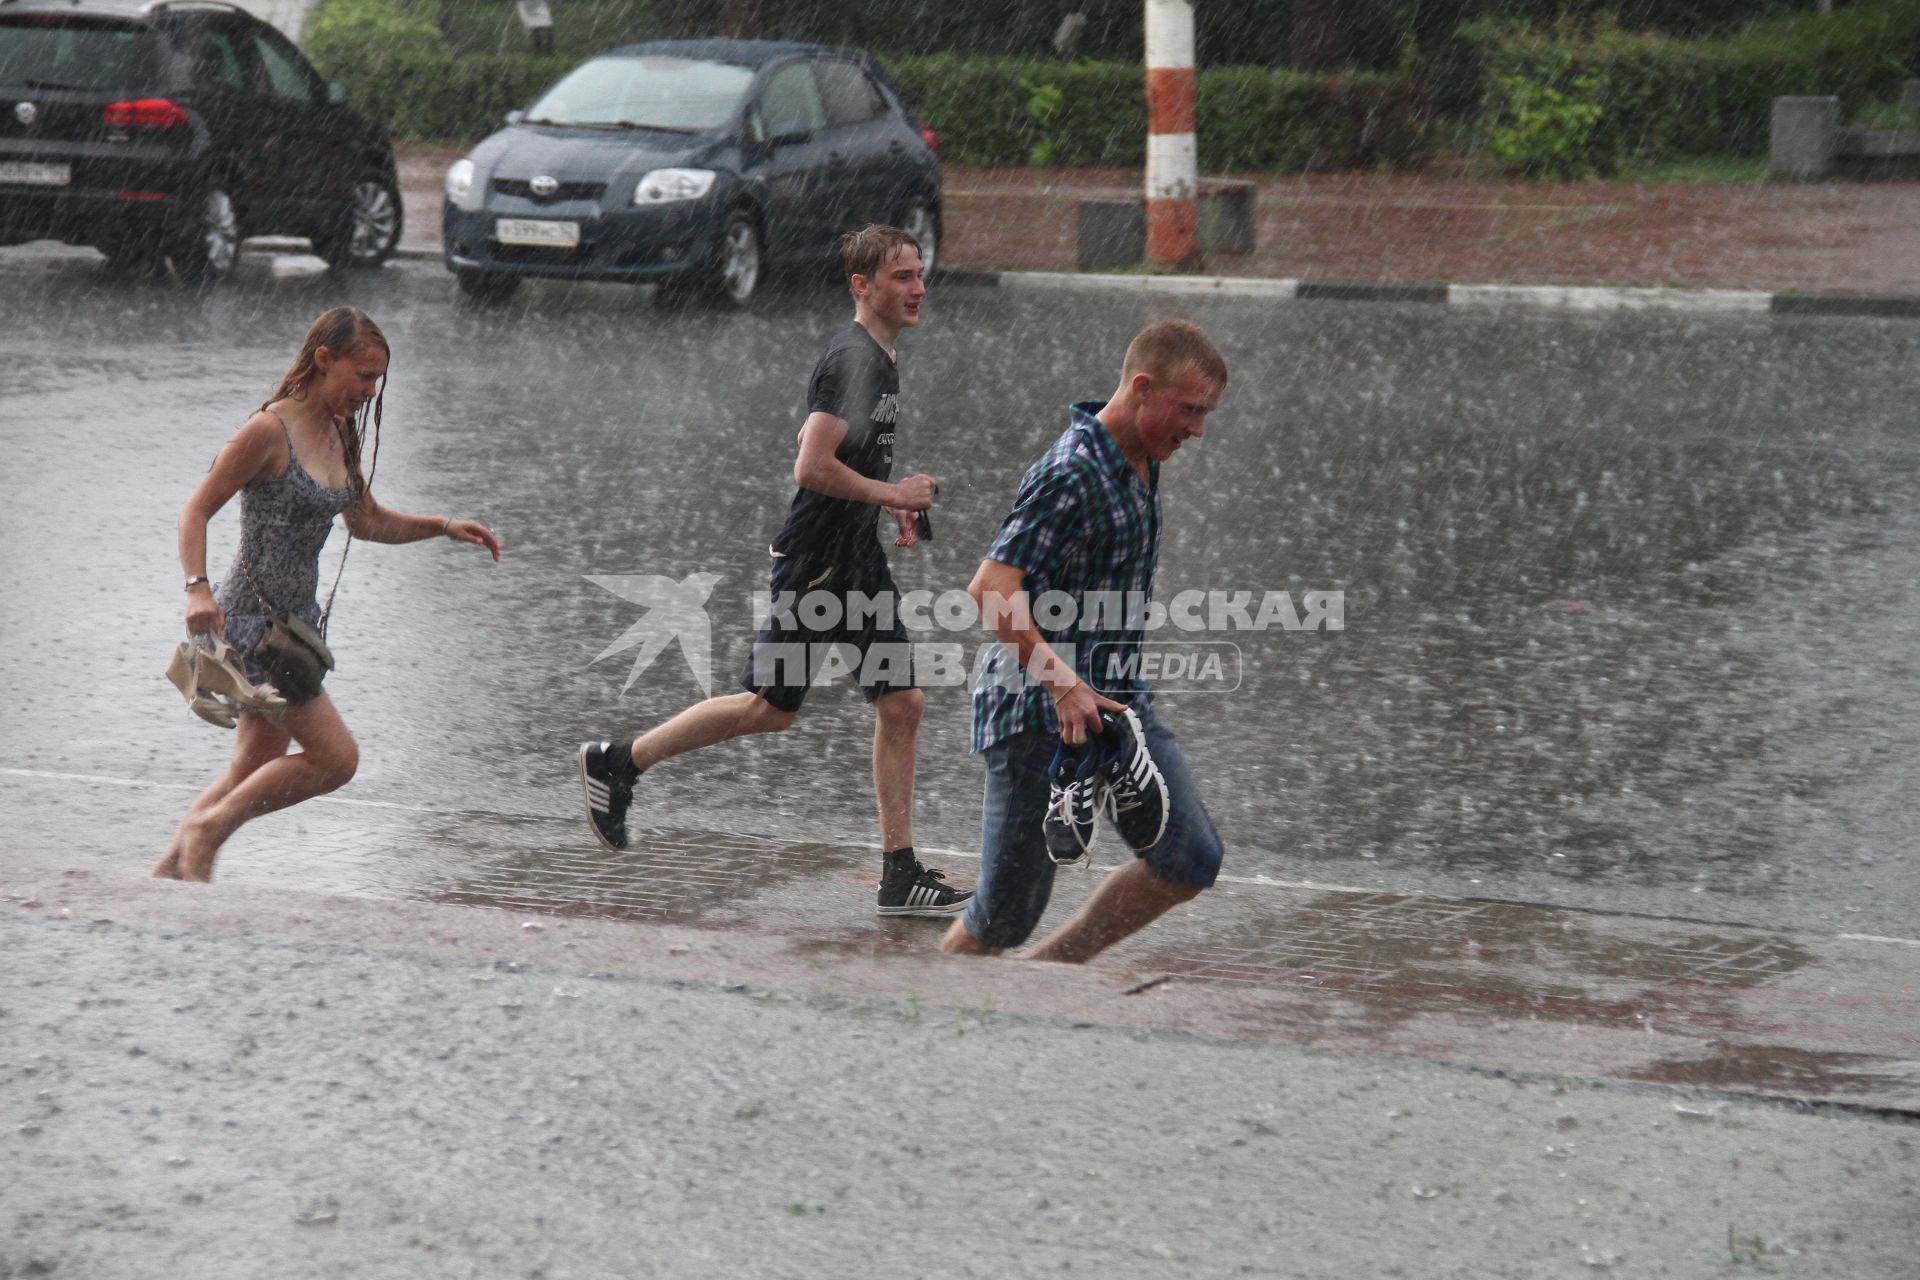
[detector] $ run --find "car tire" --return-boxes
[319,173,404,271]
[455,268,520,304]
[708,208,764,308]
[170,185,241,286]
[899,197,937,277]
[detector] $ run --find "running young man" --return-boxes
[580,224,972,919]
[941,321,1226,962]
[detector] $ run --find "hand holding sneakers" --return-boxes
[1041,706,1170,860]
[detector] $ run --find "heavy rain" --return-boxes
[4,0,1920,1276]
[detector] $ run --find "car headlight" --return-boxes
[632,169,716,205]
[445,158,476,203]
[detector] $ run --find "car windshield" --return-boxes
[0,18,162,91]
[524,55,753,132]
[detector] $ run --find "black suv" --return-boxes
[0,0,401,281]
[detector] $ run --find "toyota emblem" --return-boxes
[529,174,559,197]
[14,101,37,126]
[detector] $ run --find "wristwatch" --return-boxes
[184,576,211,591]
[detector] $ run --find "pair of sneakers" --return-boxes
[577,740,972,920]
[1043,706,1169,867]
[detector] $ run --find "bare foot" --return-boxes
[172,822,220,882]
[151,850,183,879]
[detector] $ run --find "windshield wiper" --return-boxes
[579,120,701,134]
[25,78,90,90]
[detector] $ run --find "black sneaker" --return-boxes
[1093,707,1168,851]
[876,859,973,918]
[1042,740,1098,867]
[578,740,634,850]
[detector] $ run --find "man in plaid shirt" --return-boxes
[942,321,1228,963]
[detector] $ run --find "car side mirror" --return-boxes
[768,126,813,147]
[506,109,526,125]
[327,80,347,105]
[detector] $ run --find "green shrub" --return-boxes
[1479,0,1920,175]
[1485,60,1604,178]
[305,0,1433,167]
[307,0,580,143]
[891,57,1432,173]
[305,0,448,75]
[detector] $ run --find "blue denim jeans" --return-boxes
[961,701,1224,949]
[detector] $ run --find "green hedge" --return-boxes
[892,56,1433,172]
[1483,0,1920,175]
[306,0,581,142]
[305,2,1435,173]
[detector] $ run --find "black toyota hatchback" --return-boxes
[443,39,941,305]
[0,0,401,281]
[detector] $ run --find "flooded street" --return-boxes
[3,249,1917,935]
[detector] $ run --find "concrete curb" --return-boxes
[977,269,1920,318]
[372,240,1920,319]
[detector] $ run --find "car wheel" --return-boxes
[710,209,763,307]
[456,268,520,304]
[899,197,937,276]
[321,174,404,271]
[170,186,241,285]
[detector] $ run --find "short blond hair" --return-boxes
[1122,320,1227,388]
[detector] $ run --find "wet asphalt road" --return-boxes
[2,244,1917,936]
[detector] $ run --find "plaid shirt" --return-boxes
[971,400,1161,753]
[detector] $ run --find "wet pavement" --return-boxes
[6,190,1920,1272]
[6,250,1918,938]
[11,860,1920,1280]
[8,766,1918,1116]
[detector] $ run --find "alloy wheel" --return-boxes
[718,214,762,306]
[901,200,937,277]
[200,189,239,276]
[348,179,401,264]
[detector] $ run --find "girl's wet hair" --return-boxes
[264,306,390,498]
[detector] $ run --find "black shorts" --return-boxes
[738,553,918,714]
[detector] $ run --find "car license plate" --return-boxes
[495,217,579,248]
[0,161,71,187]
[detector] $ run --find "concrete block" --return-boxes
[1770,96,1841,179]
[1199,178,1256,255]
[1077,198,1143,271]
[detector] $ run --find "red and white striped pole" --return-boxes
[1145,0,1197,267]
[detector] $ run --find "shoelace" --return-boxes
[1045,783,1084,828]
[1099,785,1141,821]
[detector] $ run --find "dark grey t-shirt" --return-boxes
[770,323,899,565]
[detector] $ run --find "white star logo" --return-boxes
[585,572,723,696]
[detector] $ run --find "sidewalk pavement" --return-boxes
[7,766,1918,1117]
[6,764,1920,1276]
[396,146,1920,302]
